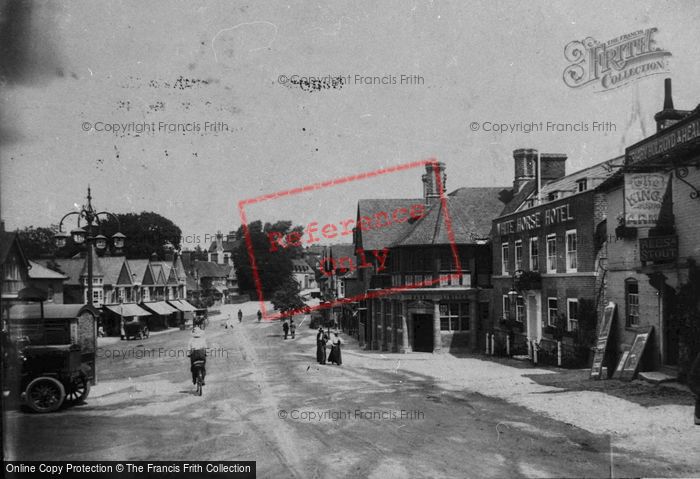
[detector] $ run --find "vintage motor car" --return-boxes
[4,303,98,413]
[122,317,149,340]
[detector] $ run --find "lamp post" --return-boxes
[54,187,126,306]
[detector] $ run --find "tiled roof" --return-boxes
[28,260,67,279]
[194,260,232,278]
[396,188,506,246]
[499,181,537,216]
[99,256,127,285]
[128,259,151,284]
[537,158,620,200]
[0,231,28,267]
[330,243,355,259]
[357,198,423,250]
[208,238,240,253]
[79,248,104,277]
[39,259,84,285]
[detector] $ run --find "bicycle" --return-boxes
[192,360,205,396]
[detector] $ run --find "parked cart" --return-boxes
[4,303,99,413]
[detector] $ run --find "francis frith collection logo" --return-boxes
[563,28,671,92]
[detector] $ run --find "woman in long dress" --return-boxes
[328,332,342,365]
[316,327,326,364]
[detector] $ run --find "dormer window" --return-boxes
[548,192,558,201]
[577,179,588,192]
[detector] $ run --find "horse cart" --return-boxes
[4,303,99,413]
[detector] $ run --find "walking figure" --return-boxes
[257,310,262,322]
[328,332,342,365]
[316,327,328,364]
[282,320,289,340]
[238,309,243,323]
[290,319,296,339]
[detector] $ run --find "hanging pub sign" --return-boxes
[624,173,670,227]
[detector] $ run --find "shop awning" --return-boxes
[167,300,199,312]
[141,301,178,316]
[105,303,152,317]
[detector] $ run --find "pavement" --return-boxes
[5,300,699,478]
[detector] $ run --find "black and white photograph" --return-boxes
[1,1,700,478]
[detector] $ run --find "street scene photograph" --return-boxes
[2,1,700,478]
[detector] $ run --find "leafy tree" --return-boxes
[101,212,182,259]
[16,225,59,259]
[271,278,305,313]
[232,220,303,295]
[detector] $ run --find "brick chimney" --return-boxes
[422,161,446,205]
[654,78,689,132]
[513,149,567,193]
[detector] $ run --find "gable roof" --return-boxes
[208,238,240,253]
[128,259,152,285]
[396,188,506,246]
[193,260,232,278]
[292,258,312,273]
[0,231,29,268]
[356,198,424,251]
[99,256,127,285]
[27,260,67,280]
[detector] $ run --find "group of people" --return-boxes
[225,309,263,328]
[316,327,342,365]
[282,319,297,339]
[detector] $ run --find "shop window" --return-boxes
[567,298,579,331]
[625,279,639,327]
[546,234,557,273]
[514,240,523,270]
[530,237,539,271]
[547,297,558,326]
[501,242,509,275]
[566,230,578,272]
[439,302,470,331]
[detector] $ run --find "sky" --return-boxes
[1,0,699,250]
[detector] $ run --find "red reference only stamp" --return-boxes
[238,159,461,320]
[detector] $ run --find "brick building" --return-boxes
[490,149,617,362]
[601,79,700,379]
[353,162,505,353]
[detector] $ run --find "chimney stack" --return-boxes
[512,149,567,193]
[422,161,446,205]
[654,78,688,132]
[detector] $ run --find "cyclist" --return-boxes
[187,327,207,386]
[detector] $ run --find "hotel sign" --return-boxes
[627,116,700,165]
[623,173,669,227]
[496,203,575,236]
[639,235,678,263]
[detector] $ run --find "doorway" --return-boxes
[526,293,542,342]
[412,314,434,352]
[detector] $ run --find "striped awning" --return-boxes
[105,303,151,317]
[141,301,178,316]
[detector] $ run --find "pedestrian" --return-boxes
[120,318,126,340]
[283,320,289,340]
[688,351,700,425]
[225,314,232,328]
[257,310,262,322]
[290,319,296,339]
[316,327,327,364]
[328,332,342,365]
[238,309,243,323]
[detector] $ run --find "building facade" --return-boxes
[602,79,700,379]
[354,162,504,353]
[490,149,616,363]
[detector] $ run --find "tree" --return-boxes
[232,220,303,295]
[271,278,305,314]
[101,212,182,259]
[16,225,59,259]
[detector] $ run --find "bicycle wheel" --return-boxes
[196,370,203,396]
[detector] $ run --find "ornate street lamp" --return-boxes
[54,187,126,306]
